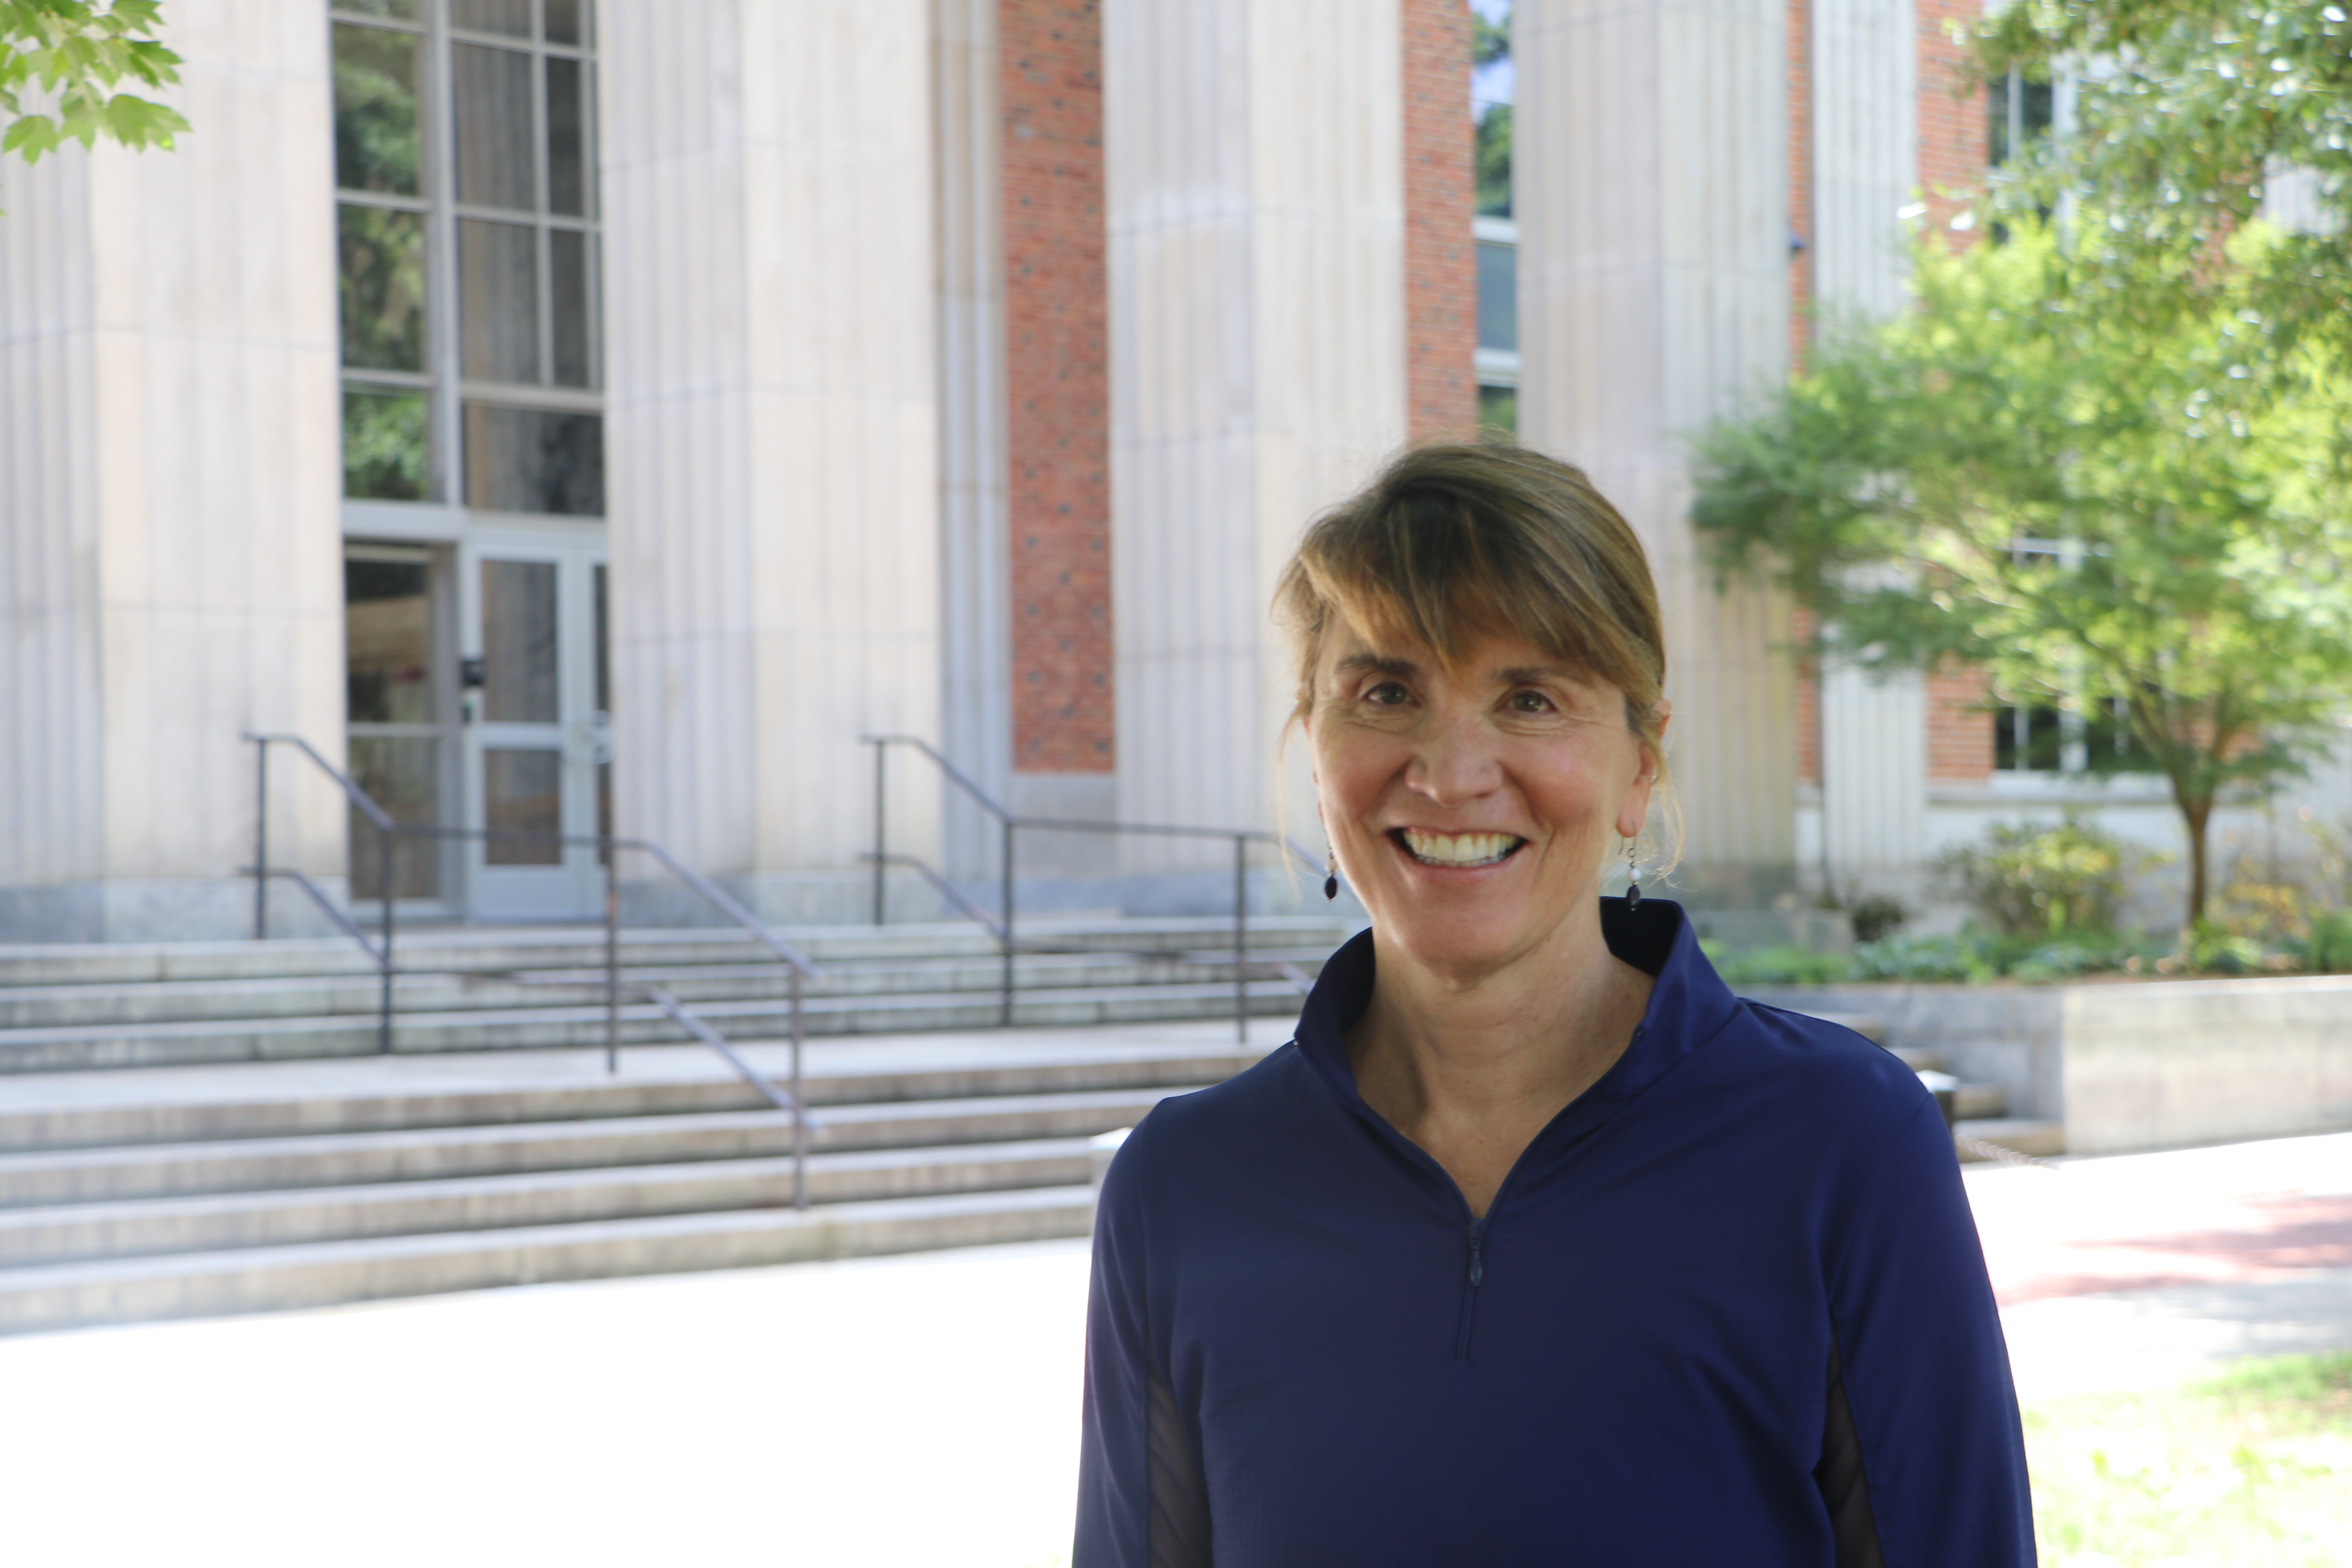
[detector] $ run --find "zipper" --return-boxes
[1452,1218,1488,1363]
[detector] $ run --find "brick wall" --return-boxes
[1001,0,1113,772]
[1402,0,1478,441]
[1917,0,1993,779]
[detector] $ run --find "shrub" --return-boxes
[1846,895,1909,945]
[1933,815,2148,938]
[2296,909,2352,975]
[1711,943,1857,987]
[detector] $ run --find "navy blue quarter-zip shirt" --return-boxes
[1075,899,2034,1567]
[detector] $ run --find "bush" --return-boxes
[1934,815,2148,938]
[2296,909,2352,975]
[1846,895,1909,945]
[1709,943,1857,986]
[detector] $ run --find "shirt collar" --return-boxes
[1293,898,1744,1112]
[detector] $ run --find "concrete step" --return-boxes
[0,917,1359,988]
[0,1184,1099,1336]
[0,946,1343,1031]
[0,1086,1190,1209]
[0,1044,1259,1152]
[1953,1118,2065,1161]
[1952,1082,2006,1121]
[0,1136,1100,1266]
[0,977,1315,1073]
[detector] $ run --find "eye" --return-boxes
[1366,680,1411,706]
[1508,688,1556,713]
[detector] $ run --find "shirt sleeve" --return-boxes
[1822,1094,2038,1566]
[1074,1134,1168,1566]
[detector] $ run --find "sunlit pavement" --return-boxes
[3,1134,2347,1568]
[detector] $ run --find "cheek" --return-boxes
[1311,723,1405,823]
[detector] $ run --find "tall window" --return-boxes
[332,0,603,516]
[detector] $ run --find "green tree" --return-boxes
[1473,5,1510,218]
[1693,217,2352,931]
[1977,2,2352,347]
[2,0,184,166]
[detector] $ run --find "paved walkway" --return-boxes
[2,1125,2346,1566]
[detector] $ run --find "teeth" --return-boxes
[1399,829,1521,867]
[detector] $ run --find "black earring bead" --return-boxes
[1324,873,1339,901]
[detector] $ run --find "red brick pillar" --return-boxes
[1402,0,1479,442]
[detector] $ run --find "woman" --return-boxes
[1074,444,2033,1566]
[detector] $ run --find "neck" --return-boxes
[1343,906,1652,1207]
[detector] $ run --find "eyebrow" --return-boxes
[1332,653,1592,689]
[1333,653,1421,679]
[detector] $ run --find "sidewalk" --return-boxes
[1,1127,2345,1567]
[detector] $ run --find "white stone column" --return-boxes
[602,0,944,906]
[1812,0,1927,896]
[1103,0,1408,865]
[0,2,345,940]
[1515,0,1797,898]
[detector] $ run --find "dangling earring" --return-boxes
[1624,842,1642,911]
[1324,850,1339,902]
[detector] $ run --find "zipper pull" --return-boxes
[1467,1226,1485,1289]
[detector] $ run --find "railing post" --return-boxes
[791,967,807,1210]
[871,738,887,926]
[1234,835,1248,1045]
[1000,817,1015,1027]
[377,826,396,1054]
[252,737,269,940]
[604,844,621,1074]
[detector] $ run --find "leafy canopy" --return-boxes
[1,0,185,165]
[1693,215,2352,926]
[1978,1,2352,345]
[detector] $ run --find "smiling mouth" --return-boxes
[1393,828,1526,869]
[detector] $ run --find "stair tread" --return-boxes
[0,1183,1097,1291]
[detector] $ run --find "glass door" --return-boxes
[464,535,609,920]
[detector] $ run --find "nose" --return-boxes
[1405,702,1503,807]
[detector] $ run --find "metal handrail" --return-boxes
[243,733,822,1202]
[861,732,1331,1040]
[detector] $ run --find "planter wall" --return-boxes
[1744,976,2352,1156]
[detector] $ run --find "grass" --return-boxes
[2027,1350,2352,1566]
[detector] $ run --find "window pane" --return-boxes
[465,404,604,515]
[453,43,536,211]
[544,0,586,45]
[348,735,443,899]
[545,55,587,216]
[480,559,560,722]
[592,562,609,713]
[459,218,540,381]
[1477,384,1517,438]
[339,204,427,371]
[334,0,421,22]
[1476,241,1517,352]
[451,0,532,37]
[343,387,430,501]
[333,23,421,195]
[549,229,593,387]
[345,557,435,724]
[484,748,563,864]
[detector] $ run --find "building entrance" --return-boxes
[344,534,608,924]
[463,534,610,920]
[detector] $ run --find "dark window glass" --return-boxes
[453,43,536,211]
[343,387,430,500]
[451,0,532,37]
[593,562,610,712]
[1989,72,2054,168]
[333,23,421,195]
[2085,699,2160,774]
[334,0,421,22]
[481,559,561,721]
[545,56,588,216]
[465,404,604,515]
[1476,240,1516,352]
[1478,384,1517,438]
[549,228,593,387]
[339,204,428,370]
[544,0,586,45]
[345,557,435,724]
[484,749,563,864]
[459,218,541,381]
[1995,705,2065,771]
[349,735,445,897]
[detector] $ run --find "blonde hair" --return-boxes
[1273,441,1679,865]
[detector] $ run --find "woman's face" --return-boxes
[1307,620,1662,985]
